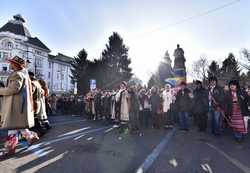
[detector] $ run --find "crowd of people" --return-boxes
[84,79,250,142]
[0,55,250,158]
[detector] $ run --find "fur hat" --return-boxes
[180,81,187,86]
[208,76,217,82]
[7,56,26,68]
[228,80,240,88]
[121,81,127,87]
[195,80,202,85]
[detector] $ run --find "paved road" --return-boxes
[0,115,249,173]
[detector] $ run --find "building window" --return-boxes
[7,42,13,49]
[61,66,66,72]
[48,72,50,78]
[57,72,60,80]
[35,58,42,68]
[49,62,52,68]
[1,39,13,50]
[3,52,9,60]
[2,67,7,71]
[35,50,42,55]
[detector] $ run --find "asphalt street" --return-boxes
[0,115,249,173]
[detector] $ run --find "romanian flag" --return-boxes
[165,77,186,87]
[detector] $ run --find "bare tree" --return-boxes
[191,56,209,81]
[240,48,250,70]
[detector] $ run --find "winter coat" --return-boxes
[128,91,140,128]
[192,87,209,114]
[175,88,192,112]
[208,85,225,109]
[0,70,34,130]
[149,93,162,114]
[139,94,151,110]
[224,89,250,117]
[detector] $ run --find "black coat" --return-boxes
[224,89,250,117]
[208,85,225,109]
[149,94,162,114]
[175,88,192,112]
[193,87,209,114]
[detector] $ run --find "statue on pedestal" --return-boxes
[173,44,186,70]
[173,44,186,82]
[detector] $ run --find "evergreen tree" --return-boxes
[157,51,174,86]
[207,61,220,78]
[241,48,250,70]
[220,53,241,83]
[101,32,132,88]
[147,74,157,89]
[71,49,89,94]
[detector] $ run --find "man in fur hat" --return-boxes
[0,56,39,156]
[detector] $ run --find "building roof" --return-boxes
[26,37,50,52]
[49,53,74,63]
[0,21,30,37]
[0,14,50,52]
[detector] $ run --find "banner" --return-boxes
[165,76,186,87]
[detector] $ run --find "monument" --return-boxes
[173,44,186,82]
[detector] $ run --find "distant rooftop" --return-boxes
[0,14,50,52]
[49,53,74,63]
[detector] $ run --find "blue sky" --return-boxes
[1,0,249,82]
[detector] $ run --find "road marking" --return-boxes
[104,125,120,133]
[206,143,250,173]
[22,151,68,173]
[51,119,86,126]
[58,126,91,137]
[73,134,86,141]
[136,128,176,173]
[23,126,111,156]
[87,137,94,141]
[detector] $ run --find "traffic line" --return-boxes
[51,119,86,126]
[104,125,120,133]
[22,152,68,173]
[58,126,91,137]
[136,128,176,173]
[23,126,112,157]
[206,143,250,173]
[73,134,86,141]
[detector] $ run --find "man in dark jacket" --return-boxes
[193,80,209,131]
[175,81,192,130]
[208,76,225,135]
[94,89,102,120]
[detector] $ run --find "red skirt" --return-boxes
[230,102,247,134]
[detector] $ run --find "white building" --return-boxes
[0,14,74,94]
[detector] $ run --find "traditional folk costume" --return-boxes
[225,81,249,141]
[29,74,51,136]
[230,92,248,135]
[162,87,174,128]
[115,89,129,123]
[208,77,225,135]
[110,93,116,121]
[0,56,39,155]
